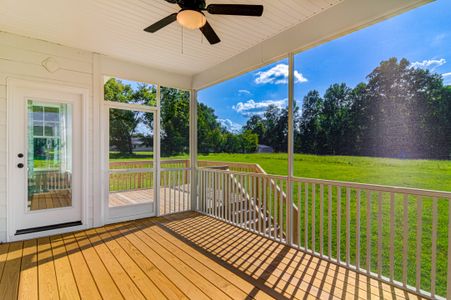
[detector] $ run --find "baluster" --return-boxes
[258,176,262,234]
[366,190,371,275]
[346,187,351,266]
[248,175,252,230]
[279,179,283,241]
[320,184,324,257]
[253,175,257,232]
[377,192,383,278]
[274,179,278,240]
[337,187,341,262]
[416,196,423,291]
[389,192,395,282]
[263,176,267,236]
[431,197,437,298]
[305,182,309,250]
[328,185,332,258]
[356,189,361,271]
[268,178,273,239]
[298,182,302,248]
[402,194,408,287]
[312,183,316,253]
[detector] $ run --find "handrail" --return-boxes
[197,167,451,199]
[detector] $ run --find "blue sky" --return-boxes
[198,0,451,132]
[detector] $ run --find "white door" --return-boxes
[8,84,83,235]
[106,105,157,222]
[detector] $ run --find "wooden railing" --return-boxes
[160,168,191,215]
[30,170,72,193]
[197,168,451,300]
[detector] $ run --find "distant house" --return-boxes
[131,137,153,152]
[257,144,273,153]
[110,137,153,152]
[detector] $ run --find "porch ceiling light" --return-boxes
[177,9,207,30]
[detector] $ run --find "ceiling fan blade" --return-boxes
[206,4,264,16]
[200,21,221,45]
[144,13,178,33]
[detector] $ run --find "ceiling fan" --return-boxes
[144,0,264,45]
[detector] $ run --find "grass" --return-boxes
[194,153,451,192]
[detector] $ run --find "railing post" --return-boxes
[189,89,198,211]
[155,85,161,216]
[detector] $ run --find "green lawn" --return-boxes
[194,153,451,192]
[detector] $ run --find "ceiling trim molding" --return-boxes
[99,55,192,90]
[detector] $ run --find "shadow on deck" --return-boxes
[0,212,425,300]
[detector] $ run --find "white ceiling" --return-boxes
[0,0,343,75]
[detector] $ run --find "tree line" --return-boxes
[106,57,451,159]
[105,78,258,157]
[244,58,451,159]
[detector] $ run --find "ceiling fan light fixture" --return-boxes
[177,9,207,30]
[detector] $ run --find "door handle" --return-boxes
[17,163,24,168]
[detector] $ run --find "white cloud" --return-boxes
[255,64,308,85]
[232,99,287,116]
[443,72,451,85]
[218,119,242,133]
[411,58,446,71]
[238,89,252,96]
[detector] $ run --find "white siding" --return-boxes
[0,31,191,242]
[0,85,5,240]
[0,32,93,241]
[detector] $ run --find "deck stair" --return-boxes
[200,164,286,239]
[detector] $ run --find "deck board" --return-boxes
[0,212,427,300]
[37,237,59,300]
[0,242,22,300]
[18,239,38,300]
[49,235,80,300]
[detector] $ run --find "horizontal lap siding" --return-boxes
[0,83,7,242]
[0,32,93,242]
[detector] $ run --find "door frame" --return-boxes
[6,78,90,242]
[102,97,160,224]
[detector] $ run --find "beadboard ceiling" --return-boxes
[0,0,343,75]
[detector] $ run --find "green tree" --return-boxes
[197,103,224,153]
[239,130,259,153]
[243,115,266,144]
[360,58,446,158]
[160,87,190,156]
[320,83,352,155]
[298,90,323,153]
[105,78,142,154]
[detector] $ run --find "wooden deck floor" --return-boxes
[110,186,191,215]
[30,190,72,211]
[0,212,424,300]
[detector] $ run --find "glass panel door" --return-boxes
[108,108,156,217]
[9,83,83,236]
[27,100,73,211]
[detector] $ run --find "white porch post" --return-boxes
[287,53,295,245]
[190,89,198,211]
[155,85,162,216]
